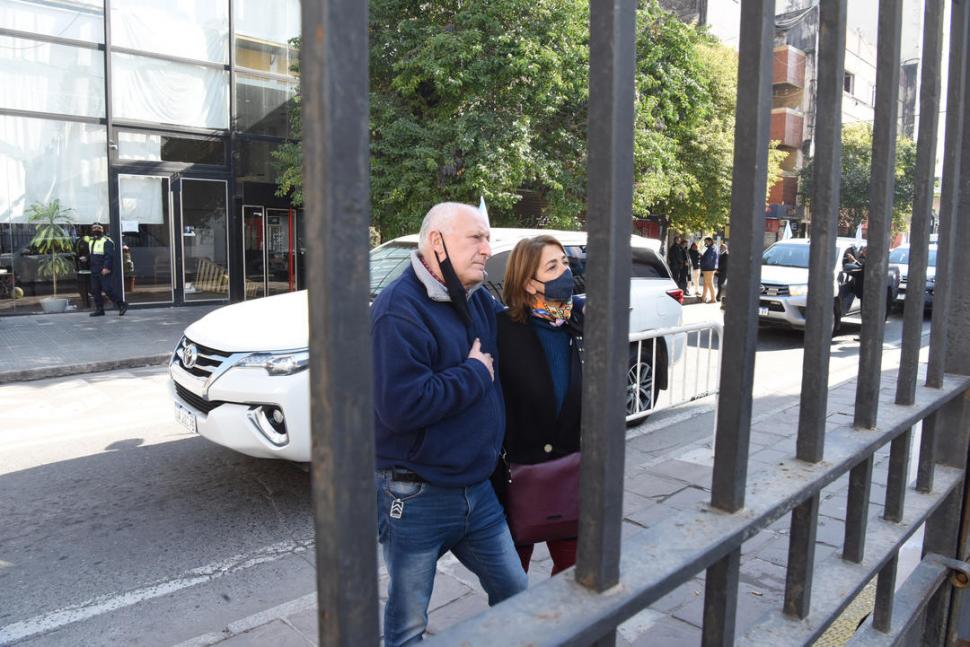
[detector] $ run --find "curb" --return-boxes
[0,354,171,385]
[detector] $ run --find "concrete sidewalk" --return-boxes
[0,305,217,384]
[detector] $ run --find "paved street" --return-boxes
[0,307,932,646]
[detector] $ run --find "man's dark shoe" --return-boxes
[90,309,105,317]
[118,301,129,316]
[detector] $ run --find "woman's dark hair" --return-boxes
[503,235,567,324]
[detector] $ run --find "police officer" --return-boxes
[88,222,128,317]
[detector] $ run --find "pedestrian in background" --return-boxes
[496,235,584,576]
[371,202,527,646]
[700,237,718,304]
[716,243,729,302]
[688,241,701,296]
[88,222,128,317]
[667,237,688,292]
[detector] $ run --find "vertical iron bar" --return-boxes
[703,547,741,647]
[896,0,944,405]
[784,495,820,619]
[576,0,636,594]
[302,1,379,645]
[927,0,969,388]
[843,456,874,563]
[796,0,847,463]
[710,0,775,513]
[916,411,937,493]
[853,0,903,430]
[873,553,899,632]
[884,428,911,522]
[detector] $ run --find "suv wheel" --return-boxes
[626,345,657,418]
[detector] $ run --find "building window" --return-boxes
[844,72,855,95]
[236,73,297,137]
[110,0,228,64]
[117,131,226,165]
[0,35,105,118]
[112,52,229,130]
[0,0,104,43]
[0,115,109,314]
[233,0,299,76]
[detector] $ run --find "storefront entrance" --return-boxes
[115,170,230,306]
[242,205,298,299]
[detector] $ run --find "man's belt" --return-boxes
[391,469,425,483]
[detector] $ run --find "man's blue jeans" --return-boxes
[376,470,528,646]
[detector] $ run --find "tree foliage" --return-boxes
[799,122,917,235]
[275,0,782,240]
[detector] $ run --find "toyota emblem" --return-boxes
[183,343,199,369]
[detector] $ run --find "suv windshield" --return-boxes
[370,242,416,298]
[762,244,810,268]
[889,247,937,266]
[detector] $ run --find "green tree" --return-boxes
[799,122,917,235]
[275,0,781,240]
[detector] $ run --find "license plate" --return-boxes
[758,307,770,317]
[175,402,198,434]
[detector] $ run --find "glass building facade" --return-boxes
[0,0,302,314]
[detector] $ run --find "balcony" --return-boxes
[770,108,805,149]
[768,175,799,206]
[773,45,806,89]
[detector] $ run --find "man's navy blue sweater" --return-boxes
[371,265,505,487]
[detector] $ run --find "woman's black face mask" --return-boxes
[535,267,573,302]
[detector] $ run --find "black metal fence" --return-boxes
[301,0,970,644]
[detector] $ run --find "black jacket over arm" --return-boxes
[496,301,584,469]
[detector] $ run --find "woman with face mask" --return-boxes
[494,235,584,576]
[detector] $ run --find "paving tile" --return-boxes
[219,619,312,647]
[621,615,703,646]
[624,473,689,500]
[425,593,490,636]
[644,459,713,485]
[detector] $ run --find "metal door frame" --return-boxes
[178,177,231,305]
[111,169,176,305]
[241,203,267,299]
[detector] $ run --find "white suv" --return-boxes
[758,237,899,334]
[170,228,684,461]
[889,243,936,309]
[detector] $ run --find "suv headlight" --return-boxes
[238,351,310,376]
[788,284,809,297]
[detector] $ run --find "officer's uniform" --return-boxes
[88,225,128,316]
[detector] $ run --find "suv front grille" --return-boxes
[174,382,223,415]
[174,337,232,379]
[760,284,790,297]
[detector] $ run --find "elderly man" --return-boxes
[371,202,527,646]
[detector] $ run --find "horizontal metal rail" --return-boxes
[626,321,723,423]
[422,375,970,646]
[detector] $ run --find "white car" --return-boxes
[889,243,936,309]
[758,237,899,334]
[170,228,684,461]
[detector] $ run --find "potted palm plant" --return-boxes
[26,199,75,314]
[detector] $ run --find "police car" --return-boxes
[169,229,684,461]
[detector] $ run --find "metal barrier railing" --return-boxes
[626,321,723,423]
[303,0,970,645]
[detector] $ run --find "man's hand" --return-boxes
[101,268,110,276]
[468,337,494,381]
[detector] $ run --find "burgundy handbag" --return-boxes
[506,452,580,545]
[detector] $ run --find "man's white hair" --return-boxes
[418,202,482,253]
